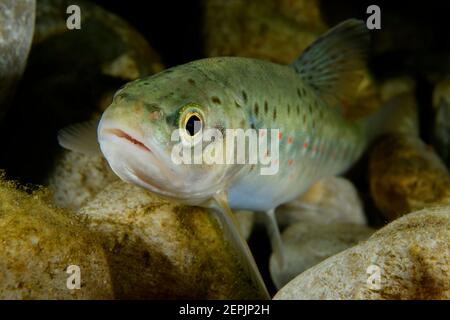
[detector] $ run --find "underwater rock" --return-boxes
[432,75,450,167]
[47,151,118,210]
[203,0,327,63]
[0,0,35,122]
[33,0,163,83]
[276,177,367,227]
[370,134,450,221]
[78,181,261,299]
[270,222,374,290]
[0,176,113,299]
[0,0,163,184]
[274,207,450,300]
[47,151,254,238]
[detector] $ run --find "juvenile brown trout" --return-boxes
[59,20,399,298]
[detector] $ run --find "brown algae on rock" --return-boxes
[370,134,450,220]
[0,175,114,299]
[78,181,263,299]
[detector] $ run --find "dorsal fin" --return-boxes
[291,19,370,108]
[57,119,101,156]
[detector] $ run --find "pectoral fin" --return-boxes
[210,192,269,299]
[57,119,101,156]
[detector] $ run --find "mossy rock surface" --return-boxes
[0,177,113,299]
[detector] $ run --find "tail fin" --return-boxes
[361,91,419,144]
[291,19,370,109]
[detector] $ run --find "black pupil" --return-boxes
[186,115,201,136]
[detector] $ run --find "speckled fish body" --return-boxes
[93,20,370,212]
[184,57,367,212]
[58,19,381,298]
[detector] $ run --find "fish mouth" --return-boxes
[100,126,185,196]
[103,128,152,153]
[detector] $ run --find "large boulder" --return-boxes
[0,176,113,299]
[274,207,450,300]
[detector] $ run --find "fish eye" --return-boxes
[181,111,203,138]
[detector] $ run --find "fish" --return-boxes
[58,19,405,298]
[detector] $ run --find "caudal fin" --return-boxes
[362,91,419,144]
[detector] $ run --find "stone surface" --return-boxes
[78,181,262,299]
[370,134,450,221]
[276,177,367,227]
[47,151,118,210]
[274,207,450,300]
[432,75,450,167]
[0,175,113,299]
[47,151,254,239]
[0,0,163,184]
[270,222,374,289]
[203,0,327,64]
[0,0,35,121]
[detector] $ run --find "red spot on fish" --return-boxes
[287,136,293,144]
[303,142,309,149]
[288,159,294,166]
[278,132,283,140]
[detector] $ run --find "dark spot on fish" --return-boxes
[211,96,221,104]
[287,104,291,115]
[302,114,306,124]
[235,100,241,108]
[242,90,248,104]
[144,102,161,112]
[296,105,300,115]
[259,23,269,35]
[115,92,132,101]
[254,102,259,116]
[309,104,313,113]
[188,79,196,86]
[166,112,178,126]
[215,124,225,135]
[273,108,277,121]
[264,100,268,114]
[297,88,303,99]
